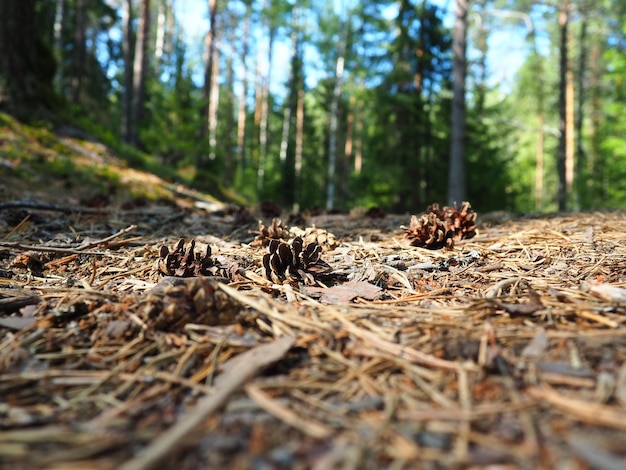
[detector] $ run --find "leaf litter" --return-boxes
[1,201,626,469]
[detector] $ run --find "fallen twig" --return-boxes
[118,335,295,470]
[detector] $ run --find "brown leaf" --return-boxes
[305,281,382,304]
[581,280,626,303]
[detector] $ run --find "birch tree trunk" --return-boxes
[130,0,150,147]
[447,0,468,206]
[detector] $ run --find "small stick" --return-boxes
[0,225,137,255]
[527,385,626,430]
[0,200,109,214]
[118,336,295,470]
[245,383,333,439]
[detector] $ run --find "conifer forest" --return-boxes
[5,2,626,469]
[2,0,626,214]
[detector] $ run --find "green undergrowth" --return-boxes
[0,112,220,205]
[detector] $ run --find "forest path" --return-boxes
[2,113,626,468]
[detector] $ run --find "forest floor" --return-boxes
[2,114,626,469]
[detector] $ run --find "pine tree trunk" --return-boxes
[279,9,301,207]
[588,43,601,206]
[236,9,251,168]
[201,0,219,140]
[257,27,275,192]
[532,36,545,212]
[53,0,64,89]
[130,0,150,147]
[565,47,575,209]
[208,36,220,161]
[71,0,87,105]
[574,18,587,208]
[344,94,355,165]
[224,43,236,184]
[155,0,166,62]
[354,88,364,176]
[447,0,468,206]
[293,87,304,212]
[122,0,133,143]
[557,0,568,211]
[0,0,56,119]
[326,53,345,211]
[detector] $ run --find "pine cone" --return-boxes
[143,276,242,330]
[405,213,452,249]
[405,202,477,249]
[263,237,332,285]
[251,218,289,247]
[445,201,477,242]
[157,239,228,278]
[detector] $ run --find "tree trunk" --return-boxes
[532,35,545,212]
[155,0,167,62]
[279,8,301,207]
[344,94,355,164]
[565,47,575,209]
[474,7,487,118]
[557,0,568,211]
[279,13,298,167]
[588,43,601,206]
[208,36,220,161]
[53,0,64,89]
[574,18,587,208]
[0,0,56,119]
[293,86,304,212]
[71,0,87,105]
[236,8,251,169]
[326,52,345,211]
[354,113,363,175]
[130,0,150,147]
[201,0,219,140]
[224,41,236,184]
[257,26,275,192]
[122,0,133,143]
[447,0,468,206]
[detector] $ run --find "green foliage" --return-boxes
[7,0,626,214]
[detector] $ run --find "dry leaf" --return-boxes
[305,281,382,304]
[581,280,626,303]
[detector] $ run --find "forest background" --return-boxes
[1,0,626,215]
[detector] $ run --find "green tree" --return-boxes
[0,0,57,120]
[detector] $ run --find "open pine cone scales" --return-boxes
[263,236,332,285]
[405,201,477,249]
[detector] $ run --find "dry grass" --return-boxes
[2,202,626,469]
